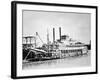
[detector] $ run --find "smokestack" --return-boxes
[59,27,61,40]
[53,28,55,42]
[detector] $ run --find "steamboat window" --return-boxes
[66,50,68,53]
[64,50,66,53]
[63,50,64,53]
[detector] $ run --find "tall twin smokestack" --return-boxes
[53,28,55,42]
[53,27,61,42]
[59,27,61,41]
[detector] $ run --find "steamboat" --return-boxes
[23,27,88,62]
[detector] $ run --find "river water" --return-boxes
[22,51,91,70]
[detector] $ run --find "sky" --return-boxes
[23,10,91,46]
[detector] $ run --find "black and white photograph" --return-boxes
[11,1,97,79]
[22,10,91,70]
